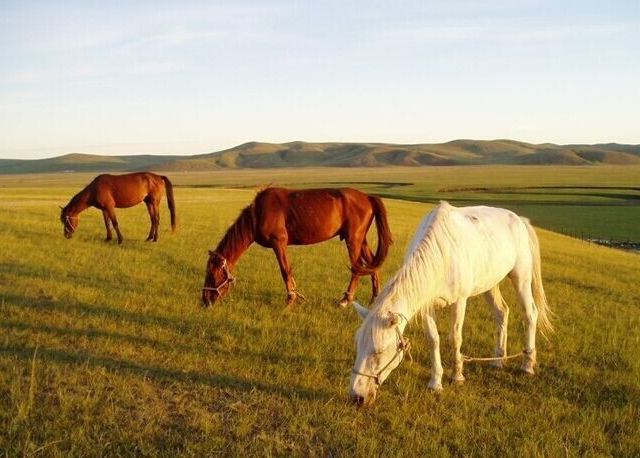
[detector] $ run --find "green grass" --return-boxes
[4,165,637,239]
[1,170,639,456]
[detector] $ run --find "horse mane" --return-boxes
[63,186,91,214]
[215,203,256,260]
[361,202,457,349]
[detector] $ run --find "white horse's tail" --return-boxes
[522,218,554,338]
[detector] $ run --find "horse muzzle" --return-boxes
[349,392,376,407]
[201,290,218,308]
[349,386,377,407]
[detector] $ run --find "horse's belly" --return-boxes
[288,227,341,245]
[113,187,150,207]
[285,219,342,245]
[468,259,514,297]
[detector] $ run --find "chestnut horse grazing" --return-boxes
[202,187,393,307]
[60,172,176,244]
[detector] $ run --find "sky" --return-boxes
[1,1,639,159]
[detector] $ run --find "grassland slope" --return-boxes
[0,187,639,455]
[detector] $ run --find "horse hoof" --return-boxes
[451,376,466,385]
[520,366,535,376]
[428,382,443,392]
[338,299,349,308]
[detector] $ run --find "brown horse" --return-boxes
[60,172,176,244]
[202,187,393,307]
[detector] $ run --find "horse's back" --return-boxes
[254,187,370,245]
[429,202,532,296]
[92,172,164,208]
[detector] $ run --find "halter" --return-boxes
[351,312,412,386]
[202,256,236,295]
[63,215,79,234]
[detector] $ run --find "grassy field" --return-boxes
[2,165,639,240]
[1,168,639,455]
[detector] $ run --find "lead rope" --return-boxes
[462,348,533,363]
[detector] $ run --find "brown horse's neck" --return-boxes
[215,205,256,267]
[64,188,91,216]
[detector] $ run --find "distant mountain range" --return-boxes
[2,140,640,174]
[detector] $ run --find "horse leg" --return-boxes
[484,286,509,368]
[144,200,155,241]
[152,202,160,241]
[425,312,443,391]
[106,207,123,244]
[449,298,467,384]
[513,275,538,374]
[361,241,379,303]
[339,237,365,307]
[102,210,113,242]
[272,243,298,306]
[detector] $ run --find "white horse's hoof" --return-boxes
[338,299,349,308]
[451,375,465,385]
[428,382,443,392]
[520,366,535,376]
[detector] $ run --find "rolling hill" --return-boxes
[2,140,640,174]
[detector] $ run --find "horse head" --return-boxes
[349,301,411,406]
[59,206,78,239]
[201,251,236,307]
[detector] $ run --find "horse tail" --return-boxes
[162,176,177,231]
[355,196,393,275]
[523,218,554,338]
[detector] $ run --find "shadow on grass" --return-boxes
[1,344,333,402]
[2,292,350,372]
[0,320,198,353]
[459,359,640,411]
[2,292,203,336]
[543,365,640,410]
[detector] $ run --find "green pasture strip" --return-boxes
[3,165,637,240]
[1,186,639,456]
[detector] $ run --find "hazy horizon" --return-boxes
[2,1,639,160]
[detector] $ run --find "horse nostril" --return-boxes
[203,292,215,307]
[352,395,365,407]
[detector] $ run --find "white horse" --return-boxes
[349,201,553,406]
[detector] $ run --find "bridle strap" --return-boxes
[351,312,412,386]
[202,255,236,294]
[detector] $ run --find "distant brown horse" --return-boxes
[60,172,176,244]
[202,187,393,307]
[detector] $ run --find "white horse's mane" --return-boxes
[359,201,456,350]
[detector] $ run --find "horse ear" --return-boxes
[208,250,215,257]
[353,301,369,320]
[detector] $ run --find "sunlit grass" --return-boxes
[0,179,639,455]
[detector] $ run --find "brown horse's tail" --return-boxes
[354,196,393,275]
[162,176,176,231]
